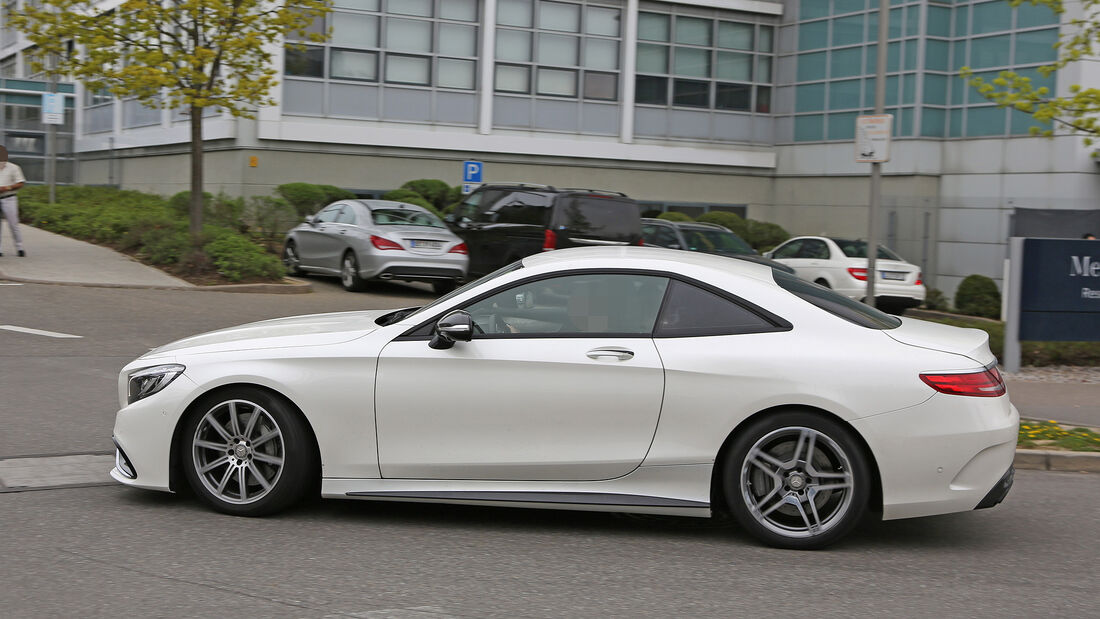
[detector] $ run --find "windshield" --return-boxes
[681,228,755,255]
[404,261,526,322]
[833,239,903,261]
[371,208,445,228]
[773,270,901,329]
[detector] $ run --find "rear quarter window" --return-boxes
[554,197,641,237]
[773,271,901,329]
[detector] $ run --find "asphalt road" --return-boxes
[2,278,1099,618]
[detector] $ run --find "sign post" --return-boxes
[462,160,483,194]
[860,0,892,310]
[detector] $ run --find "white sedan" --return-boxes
[765,236,926,313]
[111,247,1016,549]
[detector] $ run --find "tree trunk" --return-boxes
[189,104,204,244]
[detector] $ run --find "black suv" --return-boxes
[448,183,643,277]
[641,218,796,274]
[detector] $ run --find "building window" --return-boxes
[494,0,622,101]
[635,10,774,113]
[285,0,479,91]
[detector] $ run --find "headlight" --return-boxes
[127,364,185,404]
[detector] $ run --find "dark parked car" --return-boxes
[448,183,643,277]
[640,218,796,274]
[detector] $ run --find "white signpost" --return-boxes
[855,114,892,163]
[42,93,64,125]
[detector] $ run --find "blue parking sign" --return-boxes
[463,161,483,183]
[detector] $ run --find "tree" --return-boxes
[962,0,1100,153]
[12,0,329,242]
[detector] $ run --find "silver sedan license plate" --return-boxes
[411,240,442,249]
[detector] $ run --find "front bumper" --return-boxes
[853,394,1019,520]
[110,371,197,493]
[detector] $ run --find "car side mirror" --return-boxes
[429,310,474,350]
[304,215,317,226]
[763,250,774,258]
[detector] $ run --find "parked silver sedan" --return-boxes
[283,200,468,293]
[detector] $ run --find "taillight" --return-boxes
[848,267,868,281]
[919,366,1006,397]
[449,242,468,255]
[915,272,923,286]
[371,235,403,250]
[635,237,645,246]
[542,229,557,251]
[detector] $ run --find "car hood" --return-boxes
[884,317,995,365]
[142,309,391,358]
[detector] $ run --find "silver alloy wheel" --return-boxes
[739,426,854,539]
[283,244,300,272]
[341,255,357,288]
[192,399,285,505]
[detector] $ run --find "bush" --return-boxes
[168,191,213,219]
[656,211,695,222]
[204,233,286,282]
[744,220,790,252]
[316,184,356,204]
[955,274,1001,319]
[923,288,949,311]
[245,196,298,251]
[400,179,451,210]
[276,182,328,217]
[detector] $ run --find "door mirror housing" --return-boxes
[305,215,317,226]
[429,310,475,350]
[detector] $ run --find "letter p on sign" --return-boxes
[463,161,483,183]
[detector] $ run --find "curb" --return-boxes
[1014,449,1100,473]
[0,273,313,294]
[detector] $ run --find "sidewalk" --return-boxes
[0,225,193,287]
[0,224,309,292]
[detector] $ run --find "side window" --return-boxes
[336,207,357,225]
[655,280,779,337]
[771,240,802,259]
[643,225,679,248]
[315,205,342,223]
[800,239,830,259]
[463,273,670,336]
[489,192,552,225]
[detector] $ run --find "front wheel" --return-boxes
[182,387,317,516]
[722,411,870,549]
[341,252,368,292]
[282,242,303,276]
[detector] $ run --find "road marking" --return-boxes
[0,454,115,490]
[0,282,24,286]
[0,324,83,338]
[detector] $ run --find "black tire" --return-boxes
[282,242,303,276]
[340,251,369,292]
[181,387,317,517]
[432,280,457,295]
[722,411,870,549]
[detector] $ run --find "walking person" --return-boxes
[0,145,26,257]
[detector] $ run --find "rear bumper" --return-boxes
[852,394,1019,520]
[357,250,468,282]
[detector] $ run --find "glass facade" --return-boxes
[785,0,1061,143]
[0,80,77,183]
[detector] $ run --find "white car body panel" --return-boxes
[111,247,1015,526]
[376,337,664,480]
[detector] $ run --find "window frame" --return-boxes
[397,268,792,340]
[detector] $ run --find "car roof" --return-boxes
[521,246,776,282]
[641,218,730,231]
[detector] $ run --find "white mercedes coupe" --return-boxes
[111,247,1017,549]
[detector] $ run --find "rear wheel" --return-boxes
[814,278,830,288]
[340,251,368,292]
[182,387,317,516]
[722,411,870,549]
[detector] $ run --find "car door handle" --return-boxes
[586,347,634,361]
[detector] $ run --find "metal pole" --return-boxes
[866,0,890,308]
[1004,238,1024,374]
[46,53,57,204]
